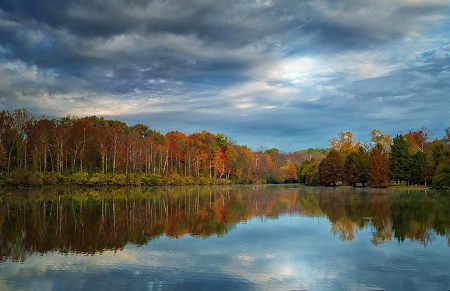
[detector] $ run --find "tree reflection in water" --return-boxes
[0,186,448,262]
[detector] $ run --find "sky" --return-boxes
[1,0,449,152]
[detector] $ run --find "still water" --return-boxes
[0,185,449,290]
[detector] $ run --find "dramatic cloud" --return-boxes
[1,0,449,151]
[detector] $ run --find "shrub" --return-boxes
[167,174,183,186]
[126,174,142,186]
[88,173,108,186]
[43,172,61,185]
[197,177,211,186]
[108,174,128,186]
[70,172,89,185]
[143,174,164,186]
[9,170,43,186]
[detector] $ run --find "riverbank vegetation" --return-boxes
[318,129,450,188]
[0,109,449,188]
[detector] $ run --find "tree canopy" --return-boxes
[0,109,449,188]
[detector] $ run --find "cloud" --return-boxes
[0,0,449,150]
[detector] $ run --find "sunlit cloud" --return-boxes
[0,0,449,150]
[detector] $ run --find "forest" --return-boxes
[0,108,449,188]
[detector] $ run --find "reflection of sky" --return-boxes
[1,215,448,290]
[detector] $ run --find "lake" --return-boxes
[0,185,449,290]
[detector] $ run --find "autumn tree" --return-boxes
[0,111,16,172]
[286,161,298,182]
[263,153,285,183]
[212,146,228,179]
[234,145,255,183]
[27,117,55,172]
[330,131,362,155]
[370,129,391,153]
[0,109,35,172]
[403,126,432,153]
[368,143,390,187]
[319,149,344,186]
[188,131,215,178]
[165,131,188,175]
[67,118,96,172]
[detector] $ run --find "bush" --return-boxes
[183,176,196,185]
[43,172,61,185]
[108,174,128,186]
[143,174,164,186]
[433,163,450,189]
[196,177,211,186]
[167,174,184,186]
[126,174,142,186]
[88,173,108,186]
[69,172,89,185]
[9,170,43,186]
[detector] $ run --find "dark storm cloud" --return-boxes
[1,0,449,150]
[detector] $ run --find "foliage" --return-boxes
[300,159,320,186]
[370,129,391,152]
[344,147,368,186]
[432,162,450,189]
[319,149,344,186]
[1,108,449,188]
[285,161,298,182]
[69,172,90,185]
[410,151,431,186]
[330,131,362,154]
[143,174,164,186]
[43,172,62,185]
[427,139,447,174]
[368,143,390,187]
[389,134,411,184]
[403,126,432,153]
[9,170,44,186]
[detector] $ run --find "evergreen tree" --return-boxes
[432,162,450,189]
[427,139,447,175]
[410,151,431,186]
[344,146,368,186]
[389,134,411,184]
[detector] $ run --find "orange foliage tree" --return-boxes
[368,143,390,187]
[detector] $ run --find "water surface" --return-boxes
[0,185,449,290]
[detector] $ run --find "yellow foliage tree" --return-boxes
[370,129,392,153]
[330,131,362,154]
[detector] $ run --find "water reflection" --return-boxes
[0,186,449,262]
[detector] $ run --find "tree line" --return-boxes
[0,109,449,188]
[0,109,307,186]
[316,129,450,188]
